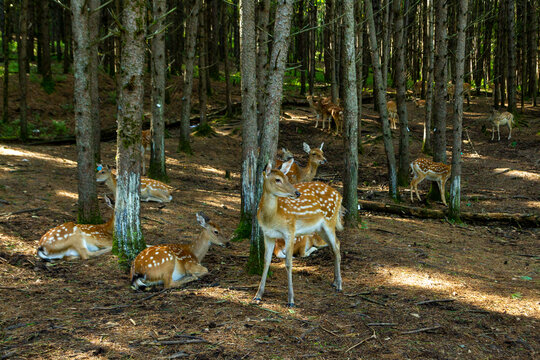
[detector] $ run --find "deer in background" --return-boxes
[413,81,423,99]
[131,212,228,290]
[325,105,344,135]
[489,109,515,141]
[277,147,294,162]
[306,95,332,129]
[410,158,452,206]
[387,100,398,130]
[463,83,472,105]
[273,234,328,259]
[141,129,151,176]
[254,159,344,307]
[37,196,114,261]
[96,164,173,203]
[275,142,326,184]
[447,83,455,101]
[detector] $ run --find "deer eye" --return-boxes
[275,178,282,183]
[213,230,219,235]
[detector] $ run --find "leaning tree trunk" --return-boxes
[113,0,147,268]
[248,0,294,275]
[423,0,435,154]
[71,0,101,224]
[89,0,101,162]
[506,0,516,112]
[39,0,53,92]
[178,0,200,154]
[17,0,29,141]
[365,0,399,200]
[342,0,359,227]
[235,0,258,243]
[149,0,168,182]
[2,0,10,123]
[449,0,468,221]
[394,0,410,187]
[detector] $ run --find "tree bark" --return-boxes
[365,0,399,200]
[113,0,147,268]
[89,0,100,162]
[222,4,232,116]
[17,0,29,141]
[198,1,207,125]
[248,0,294,274]
[432,0,448,163]
[39,0,53,92]
[63,7,71,74]
[506,0,516,112]
[149,0,168,182]
[530,0,538,106]
[449,0,469,221]
[423,0,434,154]
[256,0,270,131]
[178,0,200,154]
[355,0,364,148]
[2,0,10,123]
[71,0,101,224]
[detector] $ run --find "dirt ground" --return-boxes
[0,76,539,359]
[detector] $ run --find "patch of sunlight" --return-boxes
[377,266,540,319]
[56,189,78,200]
[199,191,240,207]
[0,146,76,166]
[496,168,540,182]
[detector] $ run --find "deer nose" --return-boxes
[295,191,301,198]
[321,158,327,165]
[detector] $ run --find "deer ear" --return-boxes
[319,142,324,150]
[303,142,311,153]
[264,163,272,178]
[280,158,294,175]
[196,212,208,227]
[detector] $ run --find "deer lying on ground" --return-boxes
[277,147,294,162]
[489,109,515,141]
[37,196,114,261]
[96,164,172,203]
[141,129,151,175]
[414,98,426,108]
[273,234,328,259]
[130,212,228,289]
[254,159,344,307]
[387,100,398,130]
[410,158,452,206]
[275,142,326,184]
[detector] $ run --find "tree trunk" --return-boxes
[432,0,448,163]
[248,0,294,275]
[17,0,28,141]
[423,0,434,154]
[365,0,398,200]
[381,0,392,92]
[330,0,339,101]
[198,1,207,125]
[89,0,100,163]
[113,0,147,268]
[256,0,270,131]
[39,0,53,92]
[222,5,232,116]
[71,0,101,224]
[342,0,359,227]
[63,8,71,74]
[2,0,10,123]
[235,0,258,243]
[449,0,469,221]
[355,0,364,148]
[394,0,410,187]
[178,0,200,154]
[149,0,168,182]
[506,0,516,112]
[530,0,538,106]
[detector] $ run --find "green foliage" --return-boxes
[177,137,193,155]
[41,77,56,94]
[77,208,103,225]
[231,215,251,242]
[0,119,20,138]
[51,120,68,137]
[147,162,170,183]
[61,103,74,112]
[107,91,117,105]
[193,123,216,137]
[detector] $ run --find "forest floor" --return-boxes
[0,75,539,359]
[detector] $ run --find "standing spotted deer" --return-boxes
[254,159,344,307]
[489,109,515,141]
[130,212,228,289]
[387,100,398,130]
[275,142,326,184]
[306,95,332,129]
[410,158,452,206]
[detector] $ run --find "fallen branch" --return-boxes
[367,323,397,327]
[355,295,386,307]
[164,352,188,359]
[0,207,45,217]
[400,325,441,334]
[345,330,377,352]
[142,216,166,225]
[320,325,339,337]
[416,299,456,306]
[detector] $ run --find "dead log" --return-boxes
[358,200,539,227]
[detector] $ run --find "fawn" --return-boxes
[254,159,344,307]
[387,100,398,130]
[489,109,515,141]
[413,81,423,99]
[275,142,326,184]
[131,212,228,289]
[410,158,452,206]
[273,234,328,259]
[306,95,332,129]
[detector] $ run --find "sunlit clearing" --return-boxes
[493,168,540,182]
[377,266,539,318]
[56,189,78,199]
[0,146,76,166]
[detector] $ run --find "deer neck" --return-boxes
[105,175,117,196]
[257,190,280,227]
[190,230,212,262]
[299,158,318,182]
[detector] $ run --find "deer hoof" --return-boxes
[252,297,262,303]
[286,302,295,308]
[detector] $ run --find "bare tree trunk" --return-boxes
[449,0,469,220]
[381,0,392,92]
[71,0,101,224]
[355,0,364,147]
[432,0,448,163]
[39,0,53,92]
[149,0,168,182]
[235,0,258,243]
[222,5,232,116]
[256,0,270,131]
[423,0,434,154]
[89,0,100,162]
[113,0,147,267]
[198,1,207,125]
[366,0,398,200]
[248,0,294,274]
[330,0,339,101]
[342,0,358,227]
[178,0,200,154]
[506,0,516,112]
[2,0,10,123]
[394,0,409,187]
[63,7,71,74]
[18,0,28,141]
[530,0,538,106]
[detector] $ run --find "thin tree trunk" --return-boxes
[149,0,168,182]
[18,0,28,141]
[342,0,358,227]
[71,0,101,224]
[2,0,10,123]
[222,5,232,116]
[39,0,53,91]
[330,0,339,101]
[355,0,364,148]
[63,8,71,74]
[432,0,448,163]
[248,0,294,274]
[449,0,469,220]
[178,0,200,154]
[113,0,147,267]
[530,0,538,106]
[198,1,207,125]
[366,0,398,200]
[423,0,434,154]
[506,0,516,112]
[381,0,392,92]
[89,0,100,162]
[256,0,270,131]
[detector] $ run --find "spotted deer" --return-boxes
[410,158,452,206]
[96,164,172,203]
[306,95,332,129]
[275,142,326,184]
[254,159,344,307]
[141,129,152,176]
[131,212,228,290]
[463,82,472,104]
[413,81,423,99]
[277,147,294,162]
[387,100,398,130]
[447,83,455,101]
[273,234,328,259]
[37,196,114,261]
[489,109,515,141]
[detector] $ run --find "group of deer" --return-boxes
[306,95,344,135]
[37,129,228,290]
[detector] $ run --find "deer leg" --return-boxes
[285,235,295,307]
[88,247,112,257]
[497,123,501,141]
[491,124,495,140]
[410,177,416,202]
[141,145,146,176]
[253,236,276,302]
[438,179,447,206]
[315,113,320,128]
[507,123,512,140]
[320,225,342,291]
